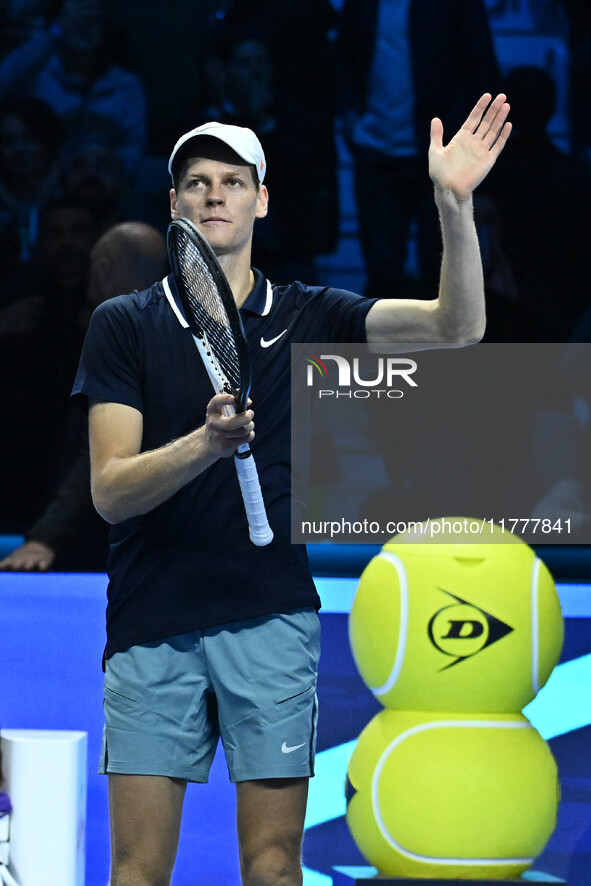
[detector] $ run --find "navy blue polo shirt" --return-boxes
[73,269,377,658]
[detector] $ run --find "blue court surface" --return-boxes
[0,554,590,885]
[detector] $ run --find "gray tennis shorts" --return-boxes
[100,607,320,783]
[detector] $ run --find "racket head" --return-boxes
[167,217,252,411]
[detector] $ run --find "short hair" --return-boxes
[171,135,260,191]
[95,222,168,292]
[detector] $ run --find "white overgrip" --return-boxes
[191,332,273,546]
[234,448,274,545]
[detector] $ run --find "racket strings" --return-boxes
[177,232,242,394]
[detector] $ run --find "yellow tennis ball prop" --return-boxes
[345,708,559,879]
[349,518,563,712]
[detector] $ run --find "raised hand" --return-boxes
[429,93,512,201]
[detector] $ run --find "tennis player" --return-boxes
[72,94,510,886]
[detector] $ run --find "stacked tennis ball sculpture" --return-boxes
[346,518,563,879]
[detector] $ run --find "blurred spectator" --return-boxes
[104,0,204,157]
[208,0,340,282]
[0,97,63,276]
[1,1,58,56]
[0,222,169,571]
[480,65,591,341]
[338,0,500,299]
[59,132,127,233]
[0,197,100,529]
[206,37,275,136]
[556,0,591,163]
[35,197,99,341]
[0,196,98,365]
[0,0,147,175]
[81,220,168,325]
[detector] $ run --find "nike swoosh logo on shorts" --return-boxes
[260,329,288,348]
[281,741,306,754]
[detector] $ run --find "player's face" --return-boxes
[170,157,268,259]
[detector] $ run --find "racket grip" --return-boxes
[234,447,274,546]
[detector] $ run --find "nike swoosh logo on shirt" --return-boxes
[260,329,288,348]
[281,741,306,754]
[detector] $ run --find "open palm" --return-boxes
[429,93,512,201]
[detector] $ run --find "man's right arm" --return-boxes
[90,394,255,524]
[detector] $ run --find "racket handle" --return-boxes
[234,446,274,546]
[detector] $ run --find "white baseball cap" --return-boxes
[168,121,266,183]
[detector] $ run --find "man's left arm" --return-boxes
[366,93,511,348]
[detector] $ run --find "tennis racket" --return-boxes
[167,217,273,546]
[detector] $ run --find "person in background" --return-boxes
[208,0,340,282]
[338,0,500,299]
[0,222,169,572]
[479,65,591,341]
[59,132,127,234]
[0,0,147,176]
[0,197,100,529]
[557,0,591,164]
[0,97,63,274]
